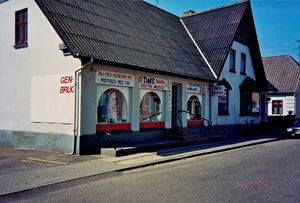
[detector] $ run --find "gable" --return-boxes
[34,0,215,81]
[181,0,267,88]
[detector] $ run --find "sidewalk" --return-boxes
[0,133,282,196]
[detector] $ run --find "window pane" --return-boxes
[18,25,23,42]
[274,106,277,114]
[229,49,236,71]
[252,93,260,113]
[24,10,28,20]
[24,23,28,41]
[140,92,162,122]
[97,89,128,124]
[218,89,228,115]
[17,13,22,22]
[279,106,283,114]
[187,96,201,120]
[241,53,246,73]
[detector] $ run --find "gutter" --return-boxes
[72,57,94,155]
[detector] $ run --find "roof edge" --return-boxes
[142,0,179,18]
[181,0,249,18]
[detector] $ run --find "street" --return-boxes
[2,139,299,202]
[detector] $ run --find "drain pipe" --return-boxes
[72,57,94,155]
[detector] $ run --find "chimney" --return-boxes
[184,10,196,16]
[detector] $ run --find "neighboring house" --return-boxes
[0,0,267,154]
[262,55,300,118]
[181,0,268,129]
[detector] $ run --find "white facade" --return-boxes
[0,0,81,151]
[267,94,296,116]
[296,82,300,118]
[211,41,261,125]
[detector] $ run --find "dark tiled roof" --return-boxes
[34,0,215,81]
[181,1,248,76]
[181,0,267,89]
[262,55,300,93]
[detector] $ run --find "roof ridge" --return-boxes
[181,0,249,18]
[262,54,291,59]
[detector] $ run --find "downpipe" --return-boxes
[72,57,94,155]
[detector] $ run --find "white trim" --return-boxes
[180,19,217,79]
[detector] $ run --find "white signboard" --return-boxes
[213,85,226,96]
[187,83,207,95]
[138,76,168,91]
[96,71,134,87]
[31,73,75,124]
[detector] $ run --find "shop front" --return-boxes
[84,65,210,152]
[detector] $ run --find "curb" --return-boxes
[0,137,281,197]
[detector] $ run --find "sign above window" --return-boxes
[138,76,168,91]
[95,71,134,87]
[187,83,207,95]
[213,85,226,96]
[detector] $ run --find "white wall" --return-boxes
[267,94,295,116]
[0,0,80,135]
[296,79,300,118]
[211,41,261,125]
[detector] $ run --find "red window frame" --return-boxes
[272,100,283,114]
[15,8,28,45]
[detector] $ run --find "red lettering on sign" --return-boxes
[60,76,74,84]
[60,86,75,94]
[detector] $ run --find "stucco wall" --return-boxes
[0,0,80,136]
[267,94,295,116]
[211,41,261,125]
[296,80,300,118]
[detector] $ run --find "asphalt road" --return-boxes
[2,139,299,202]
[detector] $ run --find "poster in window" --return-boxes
[252,93,260,113]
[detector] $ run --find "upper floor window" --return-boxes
[240,53,246,74]
[272,100,283,115]
[229,49,236,72]
[15,8,28,49]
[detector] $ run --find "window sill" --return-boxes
[218,113,230,116]
[240,72,246,76]
[229,69,236,73]
[14,42,28,49]
[239,113,260,117]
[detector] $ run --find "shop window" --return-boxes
[218,89,229,115]
[272,100,283,114]
[240,53,246,74]
[97,89,128,124]
[15,8,28,49]
[229,49,236,72]
[140,92,162,122]
[240,91,260,114]
[187,96,201,120]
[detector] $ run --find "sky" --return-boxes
[144,0,300,62]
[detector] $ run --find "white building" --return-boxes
[0,0,267,154]
[182,0,268,132]
[263,55,300,118]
